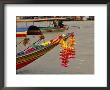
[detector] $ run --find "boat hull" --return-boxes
[16,41,59,70]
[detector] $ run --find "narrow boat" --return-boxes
[16,32,74,70]
[16,26,68,37]
[16,18,69,37]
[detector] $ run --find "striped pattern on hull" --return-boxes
[16,42,59,70]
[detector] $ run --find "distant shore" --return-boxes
[16,18,94,22]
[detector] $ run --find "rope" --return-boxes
[71,25,80,29]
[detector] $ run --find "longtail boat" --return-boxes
[16,18,69,37]
[16,32,74,70]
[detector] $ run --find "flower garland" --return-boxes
[59,33,76,67]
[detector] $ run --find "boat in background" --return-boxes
[16,18,69,37]
[16,26,68,37]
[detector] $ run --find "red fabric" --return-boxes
[16,34,26,37]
